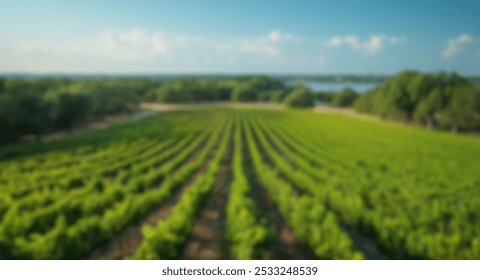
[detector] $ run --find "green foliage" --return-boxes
[0,78,141,144]
[0,75,286,144]
[46,91,93,130]
[284,87,315,108]
[354,71,480,131]
[232,84,257,102]
[245,112,363,259]
[0,107,479,260]
[0,109,223,259]
[0,89,57,138]
[231,77,285,103]
[255,90,287,103]
[225,114,270,259]
[132,115,232,259]
[331,87,358,107]
[438,85,480,132]
[269,90,286,103]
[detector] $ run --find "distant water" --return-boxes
[287,80,381,94]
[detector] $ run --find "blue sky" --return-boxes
[1,0,479,74]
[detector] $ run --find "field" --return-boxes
[0,105,479,260]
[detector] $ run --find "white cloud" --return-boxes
[363,36,383,54]
[328,37,342,47]
[327,34,405,55]
[214,40,279,56]
[11,29,172,64]
[238,41,279,56]
[151,34,168,55]
[442,33,473,59]
[387,36,405,44]
[0,28,406,73]
[265,30,295,43]
[118,29,149,45]
[268,30,283,42]
[0,29,182,72]
[213,30,294,57]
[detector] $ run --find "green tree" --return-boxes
[285,87,315,108]
[232,84,257,102]
[331,87,358,107]
[47,91,93,131]
[1,92,56,141]
[413,87,448,129]
[354,71,478,132]
[383,70,419,121]
[269,90,286,103]
[439,86,480,132]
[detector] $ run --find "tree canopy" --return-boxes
[284,87,315,108]
[0,76,287,144]
[331,87,358,108]
[1,71,478,145]
[354,71,480,132]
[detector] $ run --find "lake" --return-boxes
[287,80,382,94]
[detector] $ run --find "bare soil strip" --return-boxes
[88,138,215,260]
[343,227,390,260]
[313,106,380,121]
[43,109,158,142]
[143,102,284,112]
[42,103,191,143]
[229,102,284,110]
[247,120,304,197]
[180,137,233,260]
[242,126,313,260]
[21,103,358,145]
[41,103,283,143]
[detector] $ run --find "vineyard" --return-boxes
[0,106,479,260]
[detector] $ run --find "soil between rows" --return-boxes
[88,134,217,260]
[180,133,233,260]
[241,120,313,260]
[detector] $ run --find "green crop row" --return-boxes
[225,113,270,259]
[243,111,363,259]
[131,113,233,259]
[0,107,479,259]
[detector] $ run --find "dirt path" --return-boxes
[88,138,214,260]
[313,106,381,122]
[42,103,189,143]
[139,103,194,112]
[143,102,284,111]
[180,136,232,260]
[40,102,283,144]
[43,109,155,142]
[229,102,284,110]
[42,102,282,143]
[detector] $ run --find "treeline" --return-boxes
[0,79,151,144]
[143,77,321,109]
[354,71,480,132]
[0,76,290,145]
[316,87,359,108]
[3,71,478,144]
[144,76,287,104]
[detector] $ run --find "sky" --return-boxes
[0,0,479,74]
